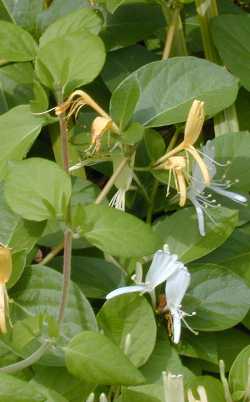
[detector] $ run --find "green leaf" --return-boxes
[37,0,90,32]
[186,376,226,402]
[72,204,162,257]
[35,30,105,96]
[0,62,34,110]
[53,256,124,299]
[39,8,103,46]
[0,105,44,179]
[1,0,44,35]
[211,15,250,91]
[0,1,15,22]
[154,207,238,263]
[4,158,72,221]
[97,294,157,367]
[102,45,158,92]
[214,131,250,192]
[201,228,250,287]
[11,265,97,364]
[122,122,145,145]
[111,77,140,130]
[110,57,239,128]
[101,3,165,50]
[121,384,163,402]
[65,331,145,385]
[215,328,250,371]
[0,21,37,62]
[179,332,218,365]
[229,345,250,400]
[186,264,250,331]
[33,366,94,402]
[0,373,45,402]
[141,328,194,384]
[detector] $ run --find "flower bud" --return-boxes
[0,245,12,284]
[184,100,205,146]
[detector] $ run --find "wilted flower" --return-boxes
[155,100,210,186]
[0,244,12,333]
[155,156,188,207]
[188,140,247,236]
[106,246,182,306]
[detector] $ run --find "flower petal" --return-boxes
[106,285,146,300]
[212,186,248,204]
[189,196,206,236]
[165,266,190,311]
[146,250,179,289]
[172,311,182,344]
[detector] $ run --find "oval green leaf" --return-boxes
[72,204,162,258]
[4,158,72,221]
[65,331,145,385]
[0,21,37,62]
[185,264,250,331]
[110,57,239,128]
[35,30,105,96]
[97,293,157,367]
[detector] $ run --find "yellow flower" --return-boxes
[155,156,188,207]
[155,100,210,186]
[0,244,12,333]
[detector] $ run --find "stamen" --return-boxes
[32,106,57,116]
[181,313,199,335]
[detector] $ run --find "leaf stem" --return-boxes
[95,157,129,205]
[58,228,73,324]
[162,5,180,60]
[194,0,239,135]
[0,340,51,373]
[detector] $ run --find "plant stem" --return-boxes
[0,340,51,373]
[58,229,73,324]
[56,90,73,326]
[162,5,180,60]
[194,0,239,136]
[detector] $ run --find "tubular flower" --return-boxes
[187,386,208,402]
[0,244,12,333]
[106,247,182,306]
[188,140,247,236]
[155,100,210,186]
[109,153,135,211]
[155,156,188,207]
[90,116,113,153]
[55,90,119,133]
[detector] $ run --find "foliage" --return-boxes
[0,0,249,401]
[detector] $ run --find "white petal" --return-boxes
[172,311,182,344]
[165,266,191,311]
[106,285,146,300]
[190,196,206,236]
[211,186,248,204]
[146,250,179,289]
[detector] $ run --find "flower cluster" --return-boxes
[154,99,247,235]
[106,246,195,344]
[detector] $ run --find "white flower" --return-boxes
[164,265,196,344]
[188,140,247,236]
[106,247,182,305]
